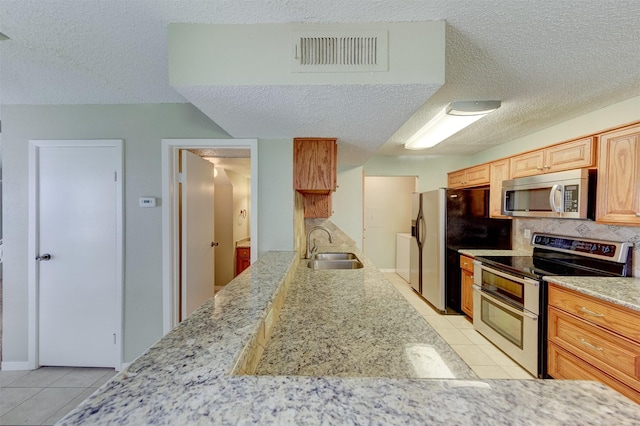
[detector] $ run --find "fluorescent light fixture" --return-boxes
[404,100,501,150]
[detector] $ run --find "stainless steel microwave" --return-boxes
[502,169,596,219]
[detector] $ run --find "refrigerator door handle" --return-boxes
[415,210,424,247]
[420,215,427,245]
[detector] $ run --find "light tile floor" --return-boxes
[384,272,536,380]
[0,367,116,425]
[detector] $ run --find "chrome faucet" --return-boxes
[306,226,334,259]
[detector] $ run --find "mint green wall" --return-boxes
[363,155,469,191]
[332,166,364,249]
[1,104,293,364]
[258,139,294,253]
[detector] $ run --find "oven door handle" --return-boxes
[473,285,538,320]
[476,264,539,287]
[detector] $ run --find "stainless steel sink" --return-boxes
[311,252,359,261]
[307,259,364,270]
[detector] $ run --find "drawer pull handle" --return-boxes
[580,338,603,352]
[580,307,604,317]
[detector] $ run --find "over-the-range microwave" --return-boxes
[502,168,596,219]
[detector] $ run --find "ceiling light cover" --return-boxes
[404,100,501,150]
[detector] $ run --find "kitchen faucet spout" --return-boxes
[306,226,334,259]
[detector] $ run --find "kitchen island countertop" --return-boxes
[58,250,640,425]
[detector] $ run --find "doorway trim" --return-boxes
[161,139,258,334]
[27,139,124,370]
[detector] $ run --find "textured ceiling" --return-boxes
[1,1,639,167]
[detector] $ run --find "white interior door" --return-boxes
[36,142,122,367]
[181,150,216,320]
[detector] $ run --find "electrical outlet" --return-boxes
[524,229,531,240]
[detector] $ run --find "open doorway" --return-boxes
[161,139,258,334]
[191,151,251,292]
[363,176,417,270]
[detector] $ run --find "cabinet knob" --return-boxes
[543,165,550,169]
[536,166,543,171]
[636,212,640,217]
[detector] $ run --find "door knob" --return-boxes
[36,253,51,261]
[211,242,219,247]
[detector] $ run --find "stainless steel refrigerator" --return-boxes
[410,188,512,313]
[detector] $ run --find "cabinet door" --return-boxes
[447,170,466,188]
[465,164,491,187]
[293,138,337,193]
[461,269,474,318]
[596,124,640,226]
[303,193,332,218]
[544,137,595,173]
[489,159,510,218]
[510,150,544,178]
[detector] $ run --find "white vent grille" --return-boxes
[292,30,388,73]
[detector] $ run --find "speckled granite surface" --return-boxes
[544,276,640,312]
[459,248,531,257]
[255,252,475,379]
[58,250,640,425]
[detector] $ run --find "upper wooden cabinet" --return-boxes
[294,138,337,218]
[489,158,511,218]
[510,137,596,178]
[447,163,490,188]
[596,123,640,226]
[293,138,337,194]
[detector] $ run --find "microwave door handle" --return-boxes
[549,184,563,213]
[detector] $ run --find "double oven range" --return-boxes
[473,233,633,378]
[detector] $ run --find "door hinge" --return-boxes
[113,333,116,344]
[177,172,183,183]
[114,172,117,182]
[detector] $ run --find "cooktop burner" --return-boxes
[475,233,633,280]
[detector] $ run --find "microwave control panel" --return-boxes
[563,184,579,212]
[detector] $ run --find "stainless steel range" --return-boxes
[473,233,633,378]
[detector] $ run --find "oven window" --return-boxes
[480,296,523,349]
[481,270,524,305]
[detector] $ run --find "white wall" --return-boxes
[1,104,294,364]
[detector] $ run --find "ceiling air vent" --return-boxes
[291,30,388,73]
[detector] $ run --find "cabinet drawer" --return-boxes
[548,342,640,405]
[548,307,640,387]
[548,285,640,342]
[460,255,475,272]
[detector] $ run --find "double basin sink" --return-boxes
[307,252,364,270]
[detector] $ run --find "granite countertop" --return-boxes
[544,276,640,312]
[459,248,531,257]
[58,249,640,425]
[236,238,251,248]
[255,250,475,379]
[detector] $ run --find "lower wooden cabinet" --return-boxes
[235,247,251,276]
[460,255,475,318]
[548,284,640,404]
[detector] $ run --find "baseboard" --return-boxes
[1,361,34,371]
[117,362,131,372]
[379,269,396,273]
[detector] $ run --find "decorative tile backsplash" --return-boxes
[513,218,640,277]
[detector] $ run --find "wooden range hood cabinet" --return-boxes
[293,138,338,218]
